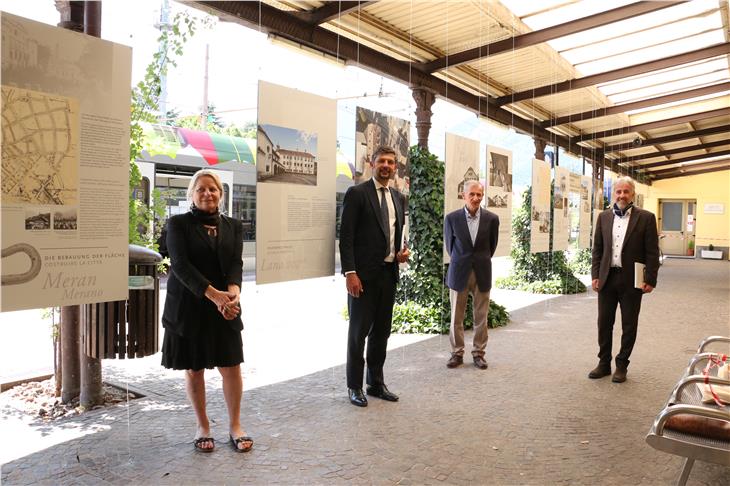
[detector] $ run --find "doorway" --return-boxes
[658,199,696,257]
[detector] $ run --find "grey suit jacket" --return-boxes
[444,207,499,292]
[591,206,660,290]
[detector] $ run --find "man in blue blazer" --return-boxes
[444,180,499,370]
[339,146,410,407]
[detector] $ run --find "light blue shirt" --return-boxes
[464,206,480,245]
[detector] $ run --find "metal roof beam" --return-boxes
[571,107,730,144]
[299,1,377,25]
[497,42,730,106]
[618,140,730,163]
[420,1,674,73]
[646,158,730,176]
[542,82,730,128]
[191,0,608,165]
[636,149,730,170]
[650,163,730,180]
[603,124,730,152]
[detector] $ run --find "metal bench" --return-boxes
[646,336,730,486]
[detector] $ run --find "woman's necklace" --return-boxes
[203,224,217,237]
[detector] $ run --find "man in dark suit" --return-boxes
[444,181,499,370]
[340,146,410,407]
[589,177,659,383]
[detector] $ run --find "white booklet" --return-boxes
[634,262,645,289]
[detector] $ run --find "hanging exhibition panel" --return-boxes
[552,166,570,251]
[444,133,481,262]
[1,13,132,312]
[256,81,336,284]
[530,159,551,253]
[354,107,410,195]
[579,175,593,249]
[486,146,513,257]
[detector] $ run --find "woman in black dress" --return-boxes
[161,169,252,453]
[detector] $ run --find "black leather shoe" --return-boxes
[366,384,399,402]
[612,368,627,383]
[348,388,367,407]
[588,364,612,379]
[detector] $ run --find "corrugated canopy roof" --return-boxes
[187,0,730,182]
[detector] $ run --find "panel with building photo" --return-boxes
[486,146,513,257]
[354,107,410,195]
[256,81,336,285]
[257,124,318,186]
[444,133,480,262]
[531,158,551,253]
[553,166,570,251]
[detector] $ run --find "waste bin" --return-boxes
[81,244,162,359]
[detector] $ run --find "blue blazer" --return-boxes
[339,179,406,282]
[444,207,499,292]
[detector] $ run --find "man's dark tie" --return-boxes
[380,187,390,255]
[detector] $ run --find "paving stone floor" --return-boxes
[1,258,728,485]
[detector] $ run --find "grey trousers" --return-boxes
[449,271,490,358]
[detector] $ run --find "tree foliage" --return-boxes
[129,12,211,250]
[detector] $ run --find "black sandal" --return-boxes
[193,437,215,453]
[229,435,253,453]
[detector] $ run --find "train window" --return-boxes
[233,184,256,241]
[132,176,150,206]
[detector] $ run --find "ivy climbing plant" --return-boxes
[128,11,211,250]
[496,186,586,294]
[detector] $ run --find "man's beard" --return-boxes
[615,199,630,209]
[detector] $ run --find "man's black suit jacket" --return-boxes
[339,179,406,282]
[162,212,243,338]
[444,207,499,292]
[591,206,660,290]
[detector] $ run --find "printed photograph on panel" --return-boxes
[486,146,513,257]
[488,151,512,193]
[2,87,79,206]
[354,107,410,194]
[256,124,318,186]
[457,167,479,199]
[593,177,603,210]
[25,210,51,230]
[53,208,78,230]
[553,172,567,209]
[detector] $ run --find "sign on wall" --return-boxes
[256,81,336,284]
[1,13,132,311]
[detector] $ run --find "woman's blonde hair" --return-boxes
[187,169,224,210]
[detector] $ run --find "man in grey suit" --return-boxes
[444,181,499,370]
[589,176,660,383]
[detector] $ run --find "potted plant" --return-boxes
[687,239,695,256]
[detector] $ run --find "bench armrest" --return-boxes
[697,336,730,353]
[687,353,726,375]
[655,403,730,435]
[670,375,730,405]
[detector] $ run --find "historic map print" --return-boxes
[2,86,79,205]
